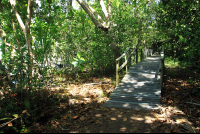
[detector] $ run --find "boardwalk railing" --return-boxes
[116,47,153,86]
[116,47,133,86]
[159,46,165,95]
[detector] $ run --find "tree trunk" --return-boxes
[25,0,34,83]
[76,0,121,60]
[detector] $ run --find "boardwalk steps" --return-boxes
[103,55,162,109]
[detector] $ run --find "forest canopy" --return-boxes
[0,0,200,133]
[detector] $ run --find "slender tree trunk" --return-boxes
[76,0,121,59]
[25,0,34,82]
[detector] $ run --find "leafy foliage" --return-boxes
[156,0,200,67]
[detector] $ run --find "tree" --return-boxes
[156,0,200,67]
[76,0,121,59]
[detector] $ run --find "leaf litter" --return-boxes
[30,70,200,133]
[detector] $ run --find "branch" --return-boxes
[76,0,108,30]
[9,0,26,35]
[15,11,25,34]
[99,0,109,21]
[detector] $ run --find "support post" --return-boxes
[116,60,119,86]
[160,46,164,96]
[125,54,127,73]
[128,49,131,69]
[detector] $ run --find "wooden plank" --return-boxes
[112,90,161,96]
[110,93,160,99]
[128,70,157,74]
[113,88,161,92]
[104,54,162,110]
[116,84,160,89]
[122,78,156,82]
[104,100,161,109]
[117,81,160,86]
[108,98,161,104]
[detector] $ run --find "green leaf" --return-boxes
[73,58,78,61]
[80,65,83,72]
[12,114,18,118]
[80,57,85,61]
[0,117,12,120]
[77,53,81,59]
[72,61,79,67]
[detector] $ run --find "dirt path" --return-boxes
[30,72,200,133]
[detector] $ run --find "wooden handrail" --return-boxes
[116,47,134,86]
[159,46,164,96]
[116,47,154,86]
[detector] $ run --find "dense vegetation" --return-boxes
[0,0,199,132]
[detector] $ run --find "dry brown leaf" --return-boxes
[123,118,127,121]
[111,117,116,120]
[120,127,126,132]
[95,114,102,117]
[73,116,78,119]
[8,122,12,126]
[118,114,122,118]
[79,116,85,121]
[63,115,68,120]
[176,88,179,90]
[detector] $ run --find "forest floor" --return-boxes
[29,68,200,133]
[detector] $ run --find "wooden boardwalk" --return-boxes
[103,54,162,109]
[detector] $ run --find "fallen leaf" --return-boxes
[95,114,102,117]
[123,118,127,121]
[79,116,85,121]
[111,117,116,120]
[120,127,126,132]
[175,88,179,90]
[63,115,68,120]
[118,115,122,118]
[8,122,12,126]
[73,116,78,119]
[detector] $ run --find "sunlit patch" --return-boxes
[144,116,156,123]
[120,127,126,132]
[139,103,152,108]
[118,114,122,118]
[130,116,144,121]
[123,103,129,107]
[95,114,102,117]
[110,117,116,120]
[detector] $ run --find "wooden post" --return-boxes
[160,46,164,96]
[136,49,138,63]
[140,49,142,61]
[125,54,127,73]
[128,48,131,69]
[116,60,119,86]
